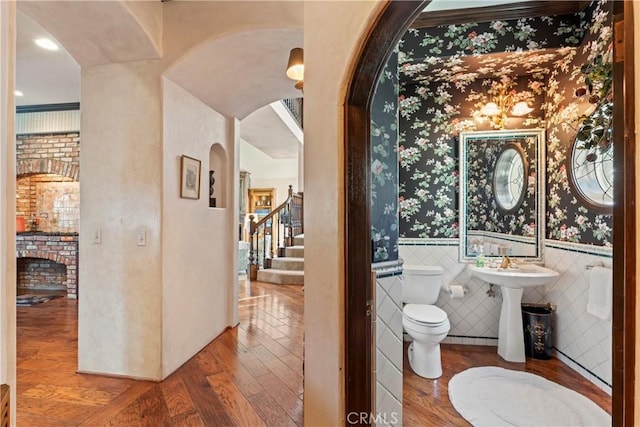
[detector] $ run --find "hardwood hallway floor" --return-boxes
[18,279,612,426]
[17,278,304,426]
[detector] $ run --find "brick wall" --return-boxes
[16,234,79,298]
[16,133,80,233]
[16,176,79,232]
[17,258,67,292]
[16,133,80,168]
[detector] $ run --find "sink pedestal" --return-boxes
[497,287,525,362]
[466,264,559,363]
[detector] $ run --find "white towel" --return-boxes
[586,266,612,321]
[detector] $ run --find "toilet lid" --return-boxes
[404,304,448,325]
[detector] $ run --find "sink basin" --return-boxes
[467,264,559,288]
[467,263,559,363]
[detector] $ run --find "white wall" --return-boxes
[239,139,298,206]
[78,60,163,380]
[0,1,16,421]
[161,79,234,377]
[304,1,386,424]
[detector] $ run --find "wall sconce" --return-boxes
[476,85,533,129]
[286,48,304,91]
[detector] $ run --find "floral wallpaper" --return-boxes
[543,0,613,245]
[399,75,544,239]
[371,52,399,263]
[394,0,613,246]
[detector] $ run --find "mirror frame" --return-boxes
[566,96,614,214]
[459,128,546,263]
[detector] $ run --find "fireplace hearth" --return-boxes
[16,232,78,298]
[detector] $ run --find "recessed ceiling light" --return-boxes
[35,38,59,51]
[14,90,23,97]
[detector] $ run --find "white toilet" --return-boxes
[402,265,450,379]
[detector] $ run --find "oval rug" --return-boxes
[448,366,611,427]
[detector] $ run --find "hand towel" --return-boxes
[586,266,612,321]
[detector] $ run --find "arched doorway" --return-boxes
[343,1,635,425]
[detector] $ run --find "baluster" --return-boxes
[270,217,275,259]
[277,209,283,257]
[287,185,294,247]
[262,223,268,268]
[248,215,258,280]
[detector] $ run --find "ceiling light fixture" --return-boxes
[286,48,304,91]
[35,38,59,51]
[477,85,533,129]
[14,90,23,97]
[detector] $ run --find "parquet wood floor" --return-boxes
[17,279,304,426]
[17,279,612,426]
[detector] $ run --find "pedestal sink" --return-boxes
[467,263,559,362]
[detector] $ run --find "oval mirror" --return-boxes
[567,97,613,213]
[493,142,528,215]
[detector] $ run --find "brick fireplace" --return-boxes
[16,131,80,298]
[16,234,78,297]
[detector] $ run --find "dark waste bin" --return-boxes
[522,304,553,360]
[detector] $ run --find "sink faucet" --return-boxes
[500,255,511,269]
[499,247,510,269]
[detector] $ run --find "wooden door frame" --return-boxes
[344,1,429,420]
[612,2,635,425]
[344,1,635,425]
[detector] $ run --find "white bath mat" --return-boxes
[448,366,611,427]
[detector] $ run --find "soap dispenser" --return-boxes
[475,245,486,267]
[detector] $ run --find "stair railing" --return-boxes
[282,98,303,129]
[248,185,303,279]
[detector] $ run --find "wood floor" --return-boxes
[17,279,612,426]
[17,279,304,426]
[403,342,613,426]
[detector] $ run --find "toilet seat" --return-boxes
[403,304,448,326]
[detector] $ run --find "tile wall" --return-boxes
[398,238,612,394]
[374,263,404,426]
[543,242,612,394]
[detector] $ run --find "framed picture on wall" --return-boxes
[180,155,201,199]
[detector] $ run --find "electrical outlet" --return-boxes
[93,228,102,244]
[136,229,146,246]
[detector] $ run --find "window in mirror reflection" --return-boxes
[494,142,528,215]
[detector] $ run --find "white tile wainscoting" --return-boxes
[398,238,612,395]
[373,262,404,427]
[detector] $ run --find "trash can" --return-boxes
[522,304,553,360]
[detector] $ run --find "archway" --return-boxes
[16,159,79,181]
[344,1,635,425]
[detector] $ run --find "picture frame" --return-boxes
[180,155,201,199]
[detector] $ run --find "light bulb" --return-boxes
[511,101,533,116]
[481,102,501,116]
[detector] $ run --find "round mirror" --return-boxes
[493,142,528,215]
[567,98,613,213]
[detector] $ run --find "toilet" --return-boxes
[402,265,450,379]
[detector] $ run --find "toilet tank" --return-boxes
[402,265,444,304]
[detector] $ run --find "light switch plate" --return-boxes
[136,229,146,246]
[93,228,102,244]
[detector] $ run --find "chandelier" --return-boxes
[476,84,533,129]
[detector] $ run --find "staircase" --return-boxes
[257,234,304,285]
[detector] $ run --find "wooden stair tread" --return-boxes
[260,270,303,276]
